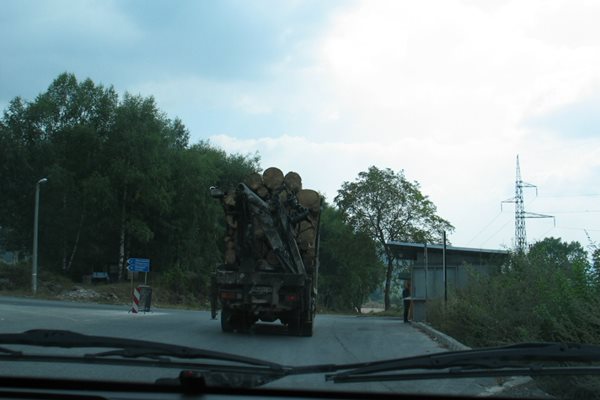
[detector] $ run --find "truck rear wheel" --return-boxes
[287,311,313,337]
[300,320,313,337]
[221,307,233,332]
[236,312,252,333]
[287,311,301,336]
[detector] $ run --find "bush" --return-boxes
[427,255,600,346]
[0,261,30,290]
[154,265,208,305]
[426,239,600,399]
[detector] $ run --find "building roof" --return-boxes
[387,241,509,259]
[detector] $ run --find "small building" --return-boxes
[387,241,509,322]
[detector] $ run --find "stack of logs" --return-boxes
[221,167,321,273]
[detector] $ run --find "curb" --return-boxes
[413,322,470,351]
[412,322,540,397]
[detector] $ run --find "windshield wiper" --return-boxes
[5,331,600,387]
[326,342,600,383]
[0,329,280,368]
[0,329,292,388]
[0,346,21,356]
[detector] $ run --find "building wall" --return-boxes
[409,251,505,322]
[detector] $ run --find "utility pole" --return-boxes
[32,177,48,294]
[442,231,447,304]
[502,156,554,252]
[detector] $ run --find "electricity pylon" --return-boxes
[502,155,555,252]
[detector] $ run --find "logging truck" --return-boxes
[210,168,322,336]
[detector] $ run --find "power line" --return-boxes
[530,210,600,214]
[466,211,503,246]
[530,225,557,243]
[554,225,600,232]
[538,194,600,199]
[479,219,512,248]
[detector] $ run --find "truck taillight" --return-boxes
[220,291,237,300]
[285,294,298,302]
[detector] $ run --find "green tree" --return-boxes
[0,72,260,300]
[582,233,600,286]
[0,73,119,276]
[104,93,191,280]
[157,142,259,296]
[0,98,38,253]
[592,248,600,284]
[527,237,588,269]
[318,204,384,311]
[525,237,592,301]
[334,166,453,310]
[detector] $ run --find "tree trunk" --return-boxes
[118,186,127,281]
[384,255,394,311]
[65,212,85,272]
[62,194,68,271]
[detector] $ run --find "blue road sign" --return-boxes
[127,258,150,272]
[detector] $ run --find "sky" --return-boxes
[2,0,600,251]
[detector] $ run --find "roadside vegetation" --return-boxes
[427,237,600,399]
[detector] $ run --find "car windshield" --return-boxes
[1,1,600,399]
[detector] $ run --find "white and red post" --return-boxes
[131,286,141,313]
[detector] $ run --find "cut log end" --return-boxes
[297,189,321,213]
[244,172,263,191]
[263,167,284,190]
[284,171,302,193]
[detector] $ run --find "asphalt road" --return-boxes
[0,296,499,396]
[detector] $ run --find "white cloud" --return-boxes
[318,0,600,141]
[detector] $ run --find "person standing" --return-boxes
[402,281,411,323]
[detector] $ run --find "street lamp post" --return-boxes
[32,177,48,295]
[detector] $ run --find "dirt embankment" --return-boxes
[0,277,208,310]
